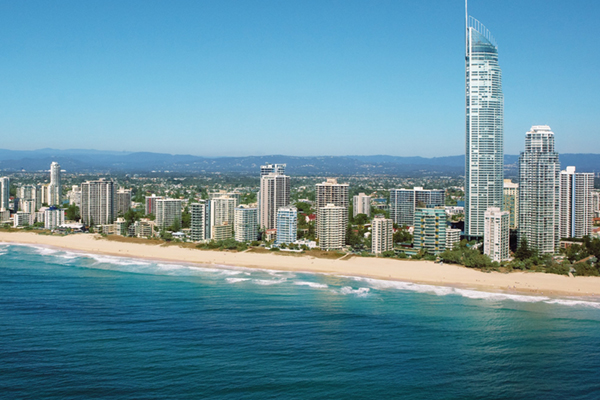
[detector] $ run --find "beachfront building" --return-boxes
[190,201,210,241]
[413,207,447,255]
[484,207,510,262]
[13,211,34,227]
[276,206,297,245]
[353,193,371,218]
[81,179,116,226]
[503,179,519,229]
[18,184,42,212]
[234,205,258,243]
[317,203,346,251]
[464,12,504,240]
[446,228,462,250]
[145,194,163,216]
[47,161,62,206]
[371,215,393,255]
[518,125,560,254]
[0,176,9,211]
[130,218,155,238]
[259,173,290,230]
[559,166,594,239]
[389,187,445,227]
[210,196,236,240]
[155,198,182,230]
[116,188,132,217]
[44,207,65,230]
[316,179,349,238]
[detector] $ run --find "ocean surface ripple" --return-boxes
[1,244,599,399]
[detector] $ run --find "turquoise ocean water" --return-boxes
[1,243,600,399]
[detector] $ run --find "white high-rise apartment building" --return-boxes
[559,166,594,239]
[592,191,600,214]
[48,161,62,205]
[276,206,297,245]
[389,187,445,226]
[371,215,393,255]
[67,185,82,209]
[464,10,504,239]
[317,204,346,251]
[446,228,462,250]
[45,207,65,230]
[316,179,349,239]
[81,179,116,226]
[116,188,132,217]
[484,207,510,262]
[234,205,258,242]
[503,179,519,229]
[518,125,560,254]
[210,196,236,239]
[353,193,371,218]
[18,184,42,212]
[155,199,182,230]
[0,176,10,211]
[190,201,210,241]
[259,174,290,230]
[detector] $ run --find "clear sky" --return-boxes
[0,0,598,157]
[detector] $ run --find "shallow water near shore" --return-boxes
[2,243,600,399]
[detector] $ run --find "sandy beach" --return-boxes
[1,231,600,297]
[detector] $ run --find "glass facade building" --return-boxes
[465,15,504,239]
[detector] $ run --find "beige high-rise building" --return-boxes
[116,188,132,217]
[155,198,182,230]
[210,196,236,240]
[316,178,349,237]
[503,179,519,229]
[371,215,393,254]
[353,193,371,218]
[317,203,346,251]
[484,207,510,262]
[81,179,116,226]
[259,174,290,230]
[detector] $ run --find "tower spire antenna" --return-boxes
[465,0,468,57]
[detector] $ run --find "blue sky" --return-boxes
[0,0,598,157]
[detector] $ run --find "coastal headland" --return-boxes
[1,231,599,298]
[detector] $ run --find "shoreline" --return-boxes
[1,231,600,298]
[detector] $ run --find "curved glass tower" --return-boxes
[464,12,504,239]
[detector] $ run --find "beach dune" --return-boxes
[1,231,599,297]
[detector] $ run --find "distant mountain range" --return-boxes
[0,149,598,176]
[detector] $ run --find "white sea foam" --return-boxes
[226,278,250,284]
[294,281,328,289]
[345,276,600,308]
[253,278,287,286]
[543,299,600,309]
[339,286,370,297]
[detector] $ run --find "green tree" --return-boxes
[66,204,80,221]
[514,238,535,261]
[182,207,191,229]
[354,213,368,225]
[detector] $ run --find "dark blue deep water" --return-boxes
[1,243,600,399]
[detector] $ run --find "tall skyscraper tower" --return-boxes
[0,176,9,211]
[464,4,504,239]
[518,125,560,254]
[49,161,62,205]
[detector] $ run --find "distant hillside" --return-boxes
[0,149,598,176]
